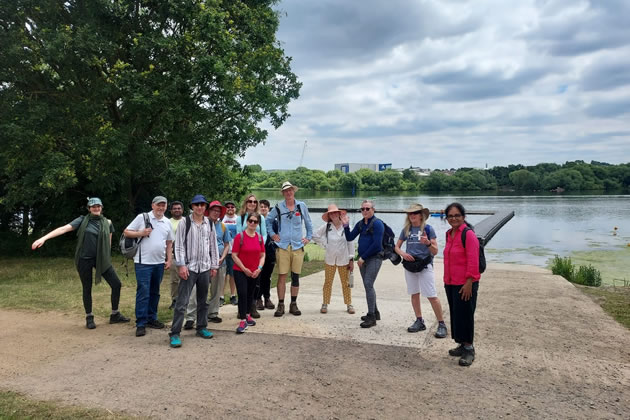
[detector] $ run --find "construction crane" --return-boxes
[298,140,307,168]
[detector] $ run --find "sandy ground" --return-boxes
[0,261,629,419]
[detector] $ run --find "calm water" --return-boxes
[254,191,630,269]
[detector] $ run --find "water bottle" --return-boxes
[349,271,354,288]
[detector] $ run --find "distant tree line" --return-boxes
[245,161,630,193]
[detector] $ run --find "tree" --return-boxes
[0,0,301,235]
[509,169,540,191]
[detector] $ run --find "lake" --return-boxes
[254,190,630,285]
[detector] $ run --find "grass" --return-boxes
[577,285,630,329]
[0,389,140,420]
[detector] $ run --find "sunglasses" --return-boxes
[192,203,206,207]
[447,214,463,219]
[226,206,235,209]
[247,200,258,204]
[360,207,373,212]
[247,219,259,224]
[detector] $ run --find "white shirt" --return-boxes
[312,222,355,266]
[126,211,174,264]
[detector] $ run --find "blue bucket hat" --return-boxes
[189,194,209,209]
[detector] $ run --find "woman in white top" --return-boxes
[312,204,355,314]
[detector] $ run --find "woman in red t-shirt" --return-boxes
[232,212,266,334]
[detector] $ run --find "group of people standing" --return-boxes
[31,182,481,366]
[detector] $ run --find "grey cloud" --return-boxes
[585,97,630,118]
[581,59,630,91]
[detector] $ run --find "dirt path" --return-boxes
[1,262,629,419]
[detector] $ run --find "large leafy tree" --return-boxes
[0,0,300,236]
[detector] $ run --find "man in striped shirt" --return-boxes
[168,194,219,348]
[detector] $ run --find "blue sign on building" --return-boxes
[341,165,349,173]
[378,163,392,171]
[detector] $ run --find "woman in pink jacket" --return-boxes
[443,202,481,366]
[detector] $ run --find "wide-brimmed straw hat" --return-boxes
[404,203,430,219]
[321,204,346,222]
[281,181,298,193]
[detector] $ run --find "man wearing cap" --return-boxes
[182,200,231,327]
[266,182,313,317]
[168,195,219,347]
[168,201,184,310]
[124,196,174,337]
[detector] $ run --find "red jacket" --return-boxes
[443,223,481,286]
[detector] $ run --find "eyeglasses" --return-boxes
[447,214,463,219]
[192,203,206,207]
[226,206,235,209]
[247,200,258,204]
[360,207,372,212]
[247,219,259,224]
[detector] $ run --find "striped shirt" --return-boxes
[174,216,219,273]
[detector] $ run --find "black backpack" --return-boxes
[364,217,400,264]
[453,222,486,274]
[273,203,303,233]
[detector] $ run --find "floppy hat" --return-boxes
[189,194,209,209]
[87,197,103,207]
[152,196,167,205]
[404,203,430,219]
[321,204,347,222]
[207,200,227,219]
[281,181,298,193]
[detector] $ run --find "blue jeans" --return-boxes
[135,263,165,327]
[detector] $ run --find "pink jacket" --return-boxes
[443,223,481,286]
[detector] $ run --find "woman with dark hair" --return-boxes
[231,212,266,334]
[443,202,481,366]
[31,197,130,329]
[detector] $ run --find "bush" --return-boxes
[575,264,602,287]
[551,256,574,280]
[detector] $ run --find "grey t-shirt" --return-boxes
[398,225,436,259]
[70,216,114,259]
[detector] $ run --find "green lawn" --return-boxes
[577,285,630,329]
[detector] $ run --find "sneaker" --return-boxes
[360,314,376,328]
[109,312,130,324]
[289,302,301,316]
[407,318,426,333]
[246,315,256,326]
[449,344,465,357]
[86,315,96,329]
[147,319,165,329]
[169,335,182,348]
[208,316,222,323]
[168,299,176,310]
[256,299,264,311]
[250,304,260,319]
[136,326,146,337]
[347,305,355,314]
[320,304,328,314]
[183,320,194,330]
[274,302,285,317]
[219,297,225,307]
[459,347,475,366]
[435,323,448,338]
[236,320,248,334]
[230,295,238,305]
[361,310,380,321]
[264,298,275,310]
[196,328,213,339]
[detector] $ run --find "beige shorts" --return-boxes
[276,246,305,275]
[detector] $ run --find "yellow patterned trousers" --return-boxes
[323,264,352,305]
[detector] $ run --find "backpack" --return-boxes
[238,231,263,248]
[450,222,486,274]
[273,203,303,233]
[364,217,400,264]
[119,213,151,261]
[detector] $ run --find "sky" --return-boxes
[239,0,630,171]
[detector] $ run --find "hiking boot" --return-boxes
[449,344,465,357]
[289,302,301,316]
[459,347,475,366]
[347,305,355,314]
[147,319,165,329]
[360,313,376,328]
[264,298,275,310]
[250,304,260,319]
[256,299,264,311]
[169,334,182,348]
[208,316,222,323]
[407,318,426,332]
[320,304,328,314]
[435,323,448,339]
[361,310,380,321]
[219,297,225,307]
[230,295,238,305]
[246,315,256,326]
[109,312,130,324]
[168,299,176,310]
[86,315,96,329]
[236,320,248,334]
[183,320,194,330]
[196,328,213,339]
[136,326,146,337]
[274,302,285,317]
